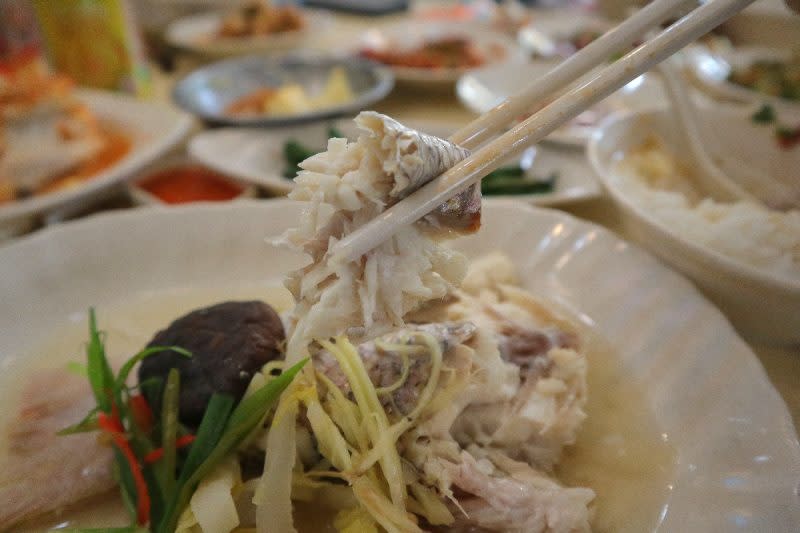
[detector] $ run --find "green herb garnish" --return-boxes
[481,167,558,196]
[751,104,776,124]
[283,125,348,179]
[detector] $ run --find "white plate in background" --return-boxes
[1,200,797,531]
[358,21,527,87]
[0,89,193,239]
[165,8,333,57]
[189,120,601,204]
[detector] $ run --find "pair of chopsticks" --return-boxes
[331,0,756,263]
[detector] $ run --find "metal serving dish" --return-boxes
[172,54,395,127]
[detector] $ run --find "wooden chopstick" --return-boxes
[330,0,757,264]
[450,0,697,150]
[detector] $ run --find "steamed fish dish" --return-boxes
[2,113,596,532]
[0,57,129,203]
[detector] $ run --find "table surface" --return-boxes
[152,8,800,431]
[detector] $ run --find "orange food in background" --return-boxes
[37,128,131,195]
[138,166,244,204]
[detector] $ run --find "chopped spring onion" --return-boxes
[752,103,776,124]
[160,369,180,496]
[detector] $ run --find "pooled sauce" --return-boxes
[138,165,244,204]
[5,287,674,532]
[556,331,675,532]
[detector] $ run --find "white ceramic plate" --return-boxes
[588,106,800,344]
[165,9,333,57]
[457,60,665,146]
[0,89,193,238]
[358,21,527,87]
[687,46,800,112]
[1,199,798,531]
[189,120,601,204]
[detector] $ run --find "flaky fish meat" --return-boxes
[279,112,482,355]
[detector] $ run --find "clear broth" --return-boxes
[5,286,674,532]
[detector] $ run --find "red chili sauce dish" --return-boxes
[137,165,245,204]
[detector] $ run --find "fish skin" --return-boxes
[356,112,482,235]
[0,371,114,529]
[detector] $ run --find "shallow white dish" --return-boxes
[165,8,333,57]
[0,89,193,240]
[687,46,800,111]
[358,21,526,87]
[0,199,797,531]
[189,120,601,203]
[588,106,800,344]
[457,60,665,146]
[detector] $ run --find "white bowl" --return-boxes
[588,107,800,344]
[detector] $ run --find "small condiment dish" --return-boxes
[128,155,256,207]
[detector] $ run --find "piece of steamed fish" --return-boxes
[281,111,481,355]
[0,371,114,529]
[356,111,482,235]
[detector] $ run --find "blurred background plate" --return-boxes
[0,89,193,240]
[188,118,601,204]
[165,8,334,57]
[358,20,527,87]
[517,9,612,60]
[172,54,394,127]
[686,46,800,112]
[457,60,665,146]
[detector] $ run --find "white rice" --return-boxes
[613,139,800,282]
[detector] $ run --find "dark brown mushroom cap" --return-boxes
[138,300,285,426]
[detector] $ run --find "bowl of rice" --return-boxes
[588,106,800,344]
